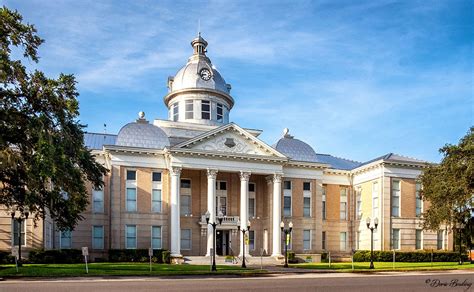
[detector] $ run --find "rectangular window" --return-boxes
[92,226,104,250]
[92,188,104,213]
[249,198,255,218]
[322,185,327,220]
[217,103,223,122]
[322,231,326,250]
[437,230,444,250]
[173,103,179,121]
[152,226,162,249]
[392,228,400,250]
[152,189,162,213]
[181,179,191,215]
[372,181,379,218]
[152,172,162,182]
[392,180,400,217]
[126,225,137,249]
[303,230,311,250]
[185,100,193,120]
[249,230,255,250]
[303,182,311,218]
[12,219,26,246]
[356,188,362,220]
[415,229,422,250]
[249,182,256,218]
[248,183,254,192]
[60,230,71,249]
[340,232,347,251]
[303,197,311,217]
[180,179,191,189]
[340,187,347,220]
[181,195,191,215]
[416,182,422,216]
[127,170,136,181]
[303,182,311,191]
[126,188,137,212]
[181,229,191,250]
[201,100,210,120]
[283,181,292,217]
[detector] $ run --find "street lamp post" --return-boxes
[366,217,378,269]
[280,221,293,268]
[11,208,29,267]
[205,210,224,272]
[237,219,251,268]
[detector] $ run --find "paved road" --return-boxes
[1,271,473,292]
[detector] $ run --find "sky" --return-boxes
[3,0,473,163]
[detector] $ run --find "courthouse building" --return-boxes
[0,35,453,261]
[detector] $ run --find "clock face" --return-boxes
[200,68,212,81]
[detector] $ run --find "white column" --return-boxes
[271,173,282,257]
[206,169,218,256]
[239,171,251,257]
[170,166,182,257]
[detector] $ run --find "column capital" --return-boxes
[239,171,251,181]
[265,176,273,185]
[207,168,218,179]
[170,166,182,176]
[272,173,282,183]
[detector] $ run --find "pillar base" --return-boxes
[171,255,184,264]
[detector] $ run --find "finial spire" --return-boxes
[198,19,201,37]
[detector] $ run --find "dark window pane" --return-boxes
[180,179,191,188]
[127,170,136,180]
[303,182,311,191]
[248,183,255,192]
[219,181,227,190]
[152,172,161,182]
[201,112,210,119]
[284,181,291,190]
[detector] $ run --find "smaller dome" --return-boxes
[116,114,170,149]
[274,129,318,162]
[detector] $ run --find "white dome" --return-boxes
[116,117,170,149]
[171,60,230,94]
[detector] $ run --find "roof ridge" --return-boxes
[390,153,426,162]
[330,155,361,164]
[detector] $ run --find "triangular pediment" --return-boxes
[173,123,287,158]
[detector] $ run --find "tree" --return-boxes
[0,6,108,231]
[420,127,474,258]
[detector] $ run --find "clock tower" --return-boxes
[164,34,234,126]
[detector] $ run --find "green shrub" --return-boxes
[287,251,298,263]
[162,250,171,264]
[28,249,83,264]
[353,250,467,262]
[321,252,328,263]
[108,249,169,264]
[0,251,15,264]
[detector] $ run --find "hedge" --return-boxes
[353,250,468,262]
[28,249,83,264]
[0,251,15,264]
[108,249,170,264]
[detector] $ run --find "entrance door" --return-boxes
[216,230,230,256]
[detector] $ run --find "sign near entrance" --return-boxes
[82,247,89,256]
[11,247,19,259]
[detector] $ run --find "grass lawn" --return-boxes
[0,263,259,277]
[292,261,474,272]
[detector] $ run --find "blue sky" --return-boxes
[4,0,473,163]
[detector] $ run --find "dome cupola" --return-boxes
[164,34,234,126]
[274,128,319,162]
[116,112,170,149]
